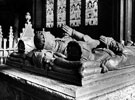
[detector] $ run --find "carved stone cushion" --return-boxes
[53,57,101,77]
[6,52,26,68]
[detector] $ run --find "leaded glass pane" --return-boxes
[70,0,81,26]
[85,0,98,25]
[46,0,54,28]
[57,0,66,27]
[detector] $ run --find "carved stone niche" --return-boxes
[18,12,35,53]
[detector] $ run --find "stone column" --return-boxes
[120,0,124,43]
[125,0,132,42]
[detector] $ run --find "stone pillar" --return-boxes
[120,0,124,43]
[125,0,132,42]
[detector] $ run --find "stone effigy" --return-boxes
[6,13,135,85]
[28,25,135,80]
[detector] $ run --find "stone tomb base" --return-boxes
[0,65,135,100]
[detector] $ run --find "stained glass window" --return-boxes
[57,0,66,27]
[70,0,81,26]
[46,0,54,28]
[85,0,98,25]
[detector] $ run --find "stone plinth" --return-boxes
[0,65,135,100]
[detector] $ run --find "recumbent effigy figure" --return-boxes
[26,24,135,73]
[6,14,135,84]
[25,25,99,68]
[63,26,135,73]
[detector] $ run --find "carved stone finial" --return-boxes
[25,12,31,23]
[9,26,14,39]
[9,26,13,35]
[9,26,14,48]
[20,12,34,39]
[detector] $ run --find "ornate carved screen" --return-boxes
[70,0,81,26]
[46,0,54,28]
[85,0,98,25]
[57,0,66,27]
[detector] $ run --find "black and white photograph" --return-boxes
[0,0,135,100]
